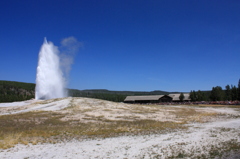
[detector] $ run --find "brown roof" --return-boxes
[124,95,164,102]
[168,93,191,101]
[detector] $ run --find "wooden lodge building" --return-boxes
[124,94,191,104]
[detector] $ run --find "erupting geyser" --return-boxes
[35,38,66,100]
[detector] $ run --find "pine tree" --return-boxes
[238,79,240,101]
[225,85,232,101]
[190,90,196,101]
[210,86,224,101]
[231,85,238,101]
[197,90,205,101]
[179,93,185,102]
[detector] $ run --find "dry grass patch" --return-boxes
[185,112,218,123]
[166,107,218,123]
[0,111,67,149]
[0,110,187,149]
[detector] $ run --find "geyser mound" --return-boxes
[35,38,66,100]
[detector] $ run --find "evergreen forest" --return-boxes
[0,81,35,103]
[0,79,240,103]
[190,79,240,102]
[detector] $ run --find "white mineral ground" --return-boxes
[0,97,240,159]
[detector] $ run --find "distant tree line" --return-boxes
[189,90,209,102]
[190,79,240,102]
[0,81,35,103]
[1,79,239,103]
[68,89,127,102]
[2,81,171,103]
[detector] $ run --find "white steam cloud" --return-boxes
[35,37,82,100]
[60,36,82,78]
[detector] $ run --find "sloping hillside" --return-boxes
[0,81,35,102]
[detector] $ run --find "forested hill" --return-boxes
[68,89,175,102]
[0,80,177,103]
[0,80,35,102]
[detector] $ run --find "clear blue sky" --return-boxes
[0,0,239,92]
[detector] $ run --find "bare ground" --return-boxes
[0,97,240,158]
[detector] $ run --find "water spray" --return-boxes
[35,38,66,100]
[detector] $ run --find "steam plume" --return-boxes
[60,36,82,78]
[35,38,66,99]
[35,37,81,100]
